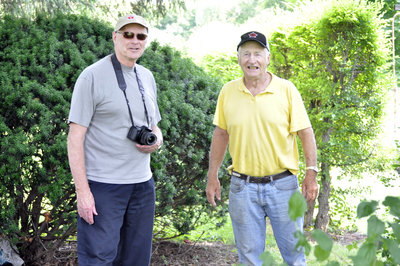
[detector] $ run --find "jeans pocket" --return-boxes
[230,176,246,193]
[274,175,299,190]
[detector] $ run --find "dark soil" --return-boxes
[45,231,366,265]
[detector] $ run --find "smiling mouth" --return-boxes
[247,66,259,70]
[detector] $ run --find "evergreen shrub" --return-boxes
[268,0,391,230]
[0,13,228,264]
[139,42,229,240]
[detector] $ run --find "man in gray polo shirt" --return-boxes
[67,13,162,265]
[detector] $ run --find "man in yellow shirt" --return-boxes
[206,31,318,266]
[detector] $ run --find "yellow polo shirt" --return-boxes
[213,73,311,176]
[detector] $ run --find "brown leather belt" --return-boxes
[231,170,292,184]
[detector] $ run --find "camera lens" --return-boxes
[142,132,157,145]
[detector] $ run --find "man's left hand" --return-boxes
[301,171,318,203]
[136,141,161,153]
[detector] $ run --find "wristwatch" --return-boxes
[306,166,319,173]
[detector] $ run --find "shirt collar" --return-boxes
[240,72,276,94]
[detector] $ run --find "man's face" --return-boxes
[237,41,270,78]
[113,23,148,66]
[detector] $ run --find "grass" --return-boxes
[261,224,359,265]
[175,215,236,245]
[307,245,357,265]
[262,243,357,265]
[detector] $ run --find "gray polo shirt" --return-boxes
[68,55,161,184]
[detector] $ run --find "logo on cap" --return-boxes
[249,32,257,38]
[128,15,135,19]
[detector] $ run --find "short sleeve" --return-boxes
[68,70,96,127]
[288,82,311,133]
[213,87,227,130]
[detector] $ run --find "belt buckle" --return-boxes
[260,175,270,183]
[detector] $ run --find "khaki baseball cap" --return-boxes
[114,14,149,31]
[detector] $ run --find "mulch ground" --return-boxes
[44,231,367,265]
[151,241,238,265]
[51,240,239,266]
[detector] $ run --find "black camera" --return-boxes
[127,125,157,145]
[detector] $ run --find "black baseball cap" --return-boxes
[237,31,269,51]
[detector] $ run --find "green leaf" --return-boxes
[295,230,311,256]
[314,245,330,261]
[350,243,376,266]
[312,230,333,261]
[374,261,384,266]
[288,191,307,221]
[357,200,378,218]
[383,196,400,218]
[367,215,385,238]
[390,222,400,244]
[312,230,333,251]
[383,239,400,264]
[259,251,276,266]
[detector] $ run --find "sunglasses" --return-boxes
[115,31,147,41]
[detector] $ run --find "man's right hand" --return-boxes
[68,123,97,224]
[206,127,228,207]
[206,174,221,207]
[77,191,98,225]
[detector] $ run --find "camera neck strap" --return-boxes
[111,53,150,127]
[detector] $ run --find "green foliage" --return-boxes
[138,41,229,239]
[289,190,307,221]
[0,0,185,25]
[270,0,391,170]
[0,12,114,264]
[357,200,379,218]
[395,139,400,172]
[201,52,242,84]
[268,0,393,230]
[131,0,185,20]
[261,193,400,265]
[0,0,96,17]
[154,8,196,38]
[226,0,260,25]
[312,229,333,261]
[328,186,359,230]
[0,12,228,263]
[349,197,400,265]
[374,0,400,87]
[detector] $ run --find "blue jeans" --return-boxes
[77,178,155,266]
[229,174,306,266]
